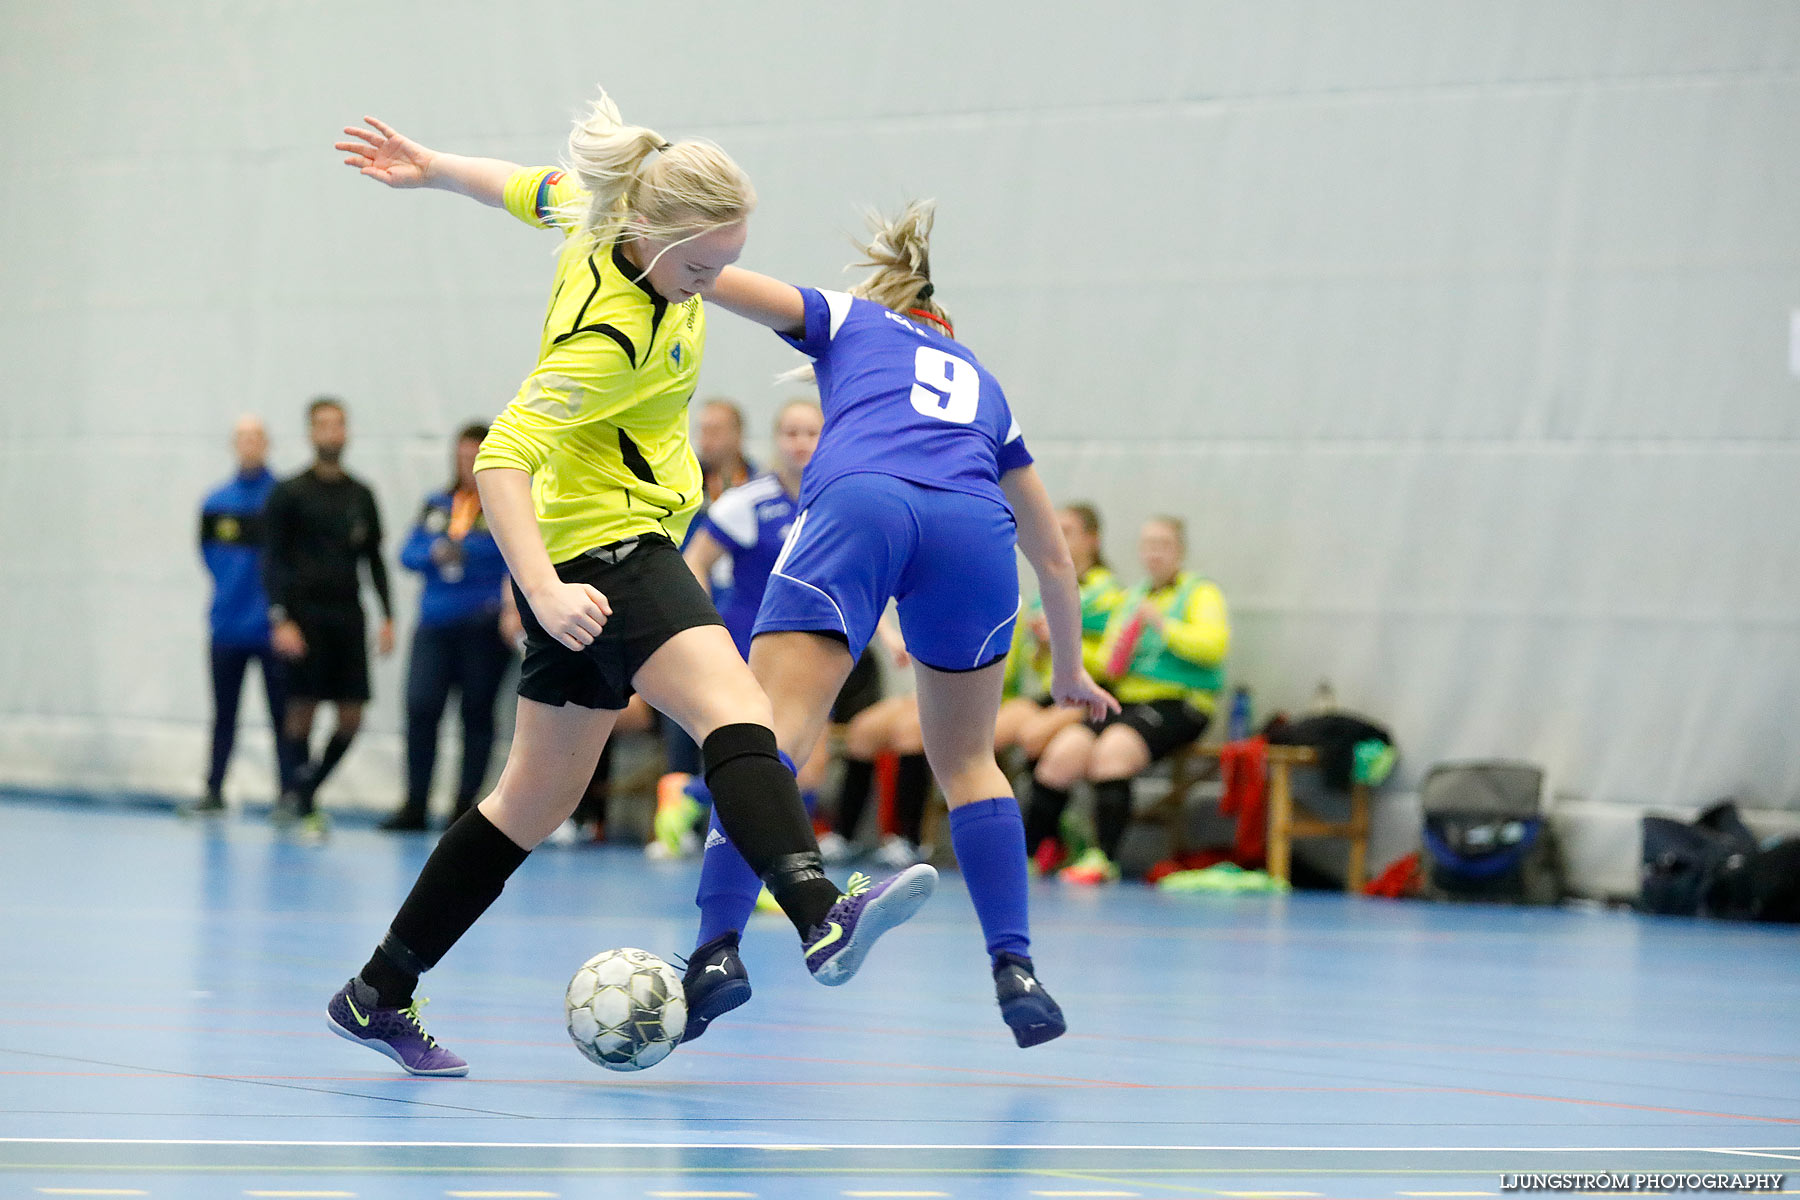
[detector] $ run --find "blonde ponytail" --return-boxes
[556,87,756,254]
[848,200,951,330]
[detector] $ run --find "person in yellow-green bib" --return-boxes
[1023,515,1229,884]
[996,503,1123,759]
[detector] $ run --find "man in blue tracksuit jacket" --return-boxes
[190,416,294,813]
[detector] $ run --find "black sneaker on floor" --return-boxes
[679,932,752,1043]
[993,951,1066,1048]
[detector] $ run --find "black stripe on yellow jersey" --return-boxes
[475,167,708,562]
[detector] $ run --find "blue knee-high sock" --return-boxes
[693,750,803,949]
[947,797,1032,962]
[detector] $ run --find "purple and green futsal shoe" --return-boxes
[327,977,468,1077]
[804,865,938,986]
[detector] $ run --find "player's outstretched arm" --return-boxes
[1002,463,1119,722]
[336,116,518,208]
[703,267,806,336]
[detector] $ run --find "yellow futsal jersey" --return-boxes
[474,167,707,563]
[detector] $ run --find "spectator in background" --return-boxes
[380,424,520,832]
[695,396,756,502]
[998,502,1121,762]
[265,396,395,841]
[187,415,293,815]
[1024,515,1228,884]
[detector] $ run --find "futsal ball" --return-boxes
[564,947,687,1072]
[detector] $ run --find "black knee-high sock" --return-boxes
[1093,779,1134,861]
[280,734,311,792]
[358,807,530,1007]
[308,731,356,794]
[895,754,930,846]
[832,756,876,840]
[702,723,839,934]
[1024,779,1070,854]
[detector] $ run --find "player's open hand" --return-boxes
[1051,667,1119,723]
[528,580,612,652]
[336,116,434,188]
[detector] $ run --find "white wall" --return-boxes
[2,4,1796,853]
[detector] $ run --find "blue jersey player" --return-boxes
[683,202,1117,1048]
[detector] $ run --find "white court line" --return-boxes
[6,1139,1799,1153]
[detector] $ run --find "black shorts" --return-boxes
[1092,698,1210,762]
[830,648,885,724]
[513,534,724,711]
[289,606,371,703]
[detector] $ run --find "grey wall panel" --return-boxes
[1,2,1795,834]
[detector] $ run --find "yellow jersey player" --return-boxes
[321,90,936,1077]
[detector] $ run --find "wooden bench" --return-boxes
[1152,743,1371,893]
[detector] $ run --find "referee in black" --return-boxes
[265,396,395,839]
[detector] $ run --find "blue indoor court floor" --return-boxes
[2,796,1796,1199]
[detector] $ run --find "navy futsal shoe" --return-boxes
[326,978,468,1076]
[803,865,938,986]
[679,931,752,1043]
[993,951,1066,1047]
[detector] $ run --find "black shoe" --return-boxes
[679,932,752,1044]
[179,792,226,818]
[379,810,428,832]
[993,952,1066,1048]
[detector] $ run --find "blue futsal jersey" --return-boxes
[780,289,1033,508]
[755,290,1032,670]
[698,473,797,657]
